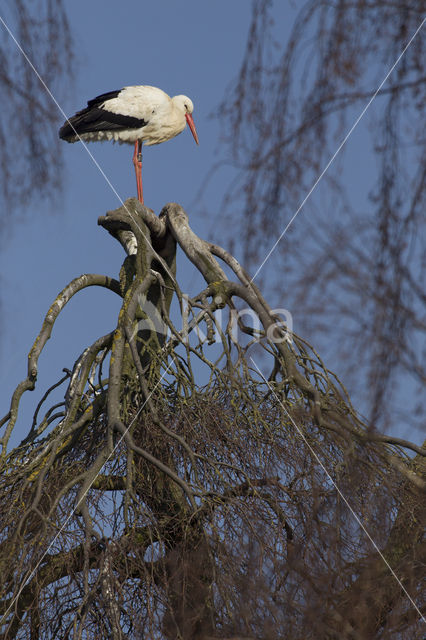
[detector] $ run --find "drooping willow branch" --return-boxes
[1,198,424,639]
[4,198,423,478]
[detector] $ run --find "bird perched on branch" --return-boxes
[59,85,199,204]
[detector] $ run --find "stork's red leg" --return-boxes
[137,141,144,204]
[132,140,144,204]
[132,141,140,200]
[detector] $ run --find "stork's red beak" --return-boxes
[185,113,199,145]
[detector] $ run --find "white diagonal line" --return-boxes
[0,360,173,628]
[0,14,175,286]
[250,356,426,625]
[251,17,425,282]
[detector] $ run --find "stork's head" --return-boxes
[173,95,194,114]
[173,95,199,145]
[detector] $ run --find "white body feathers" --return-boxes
[60,85,196,146]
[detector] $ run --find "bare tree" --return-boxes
[1,199,424,639]
[215,0,425,437]
[0,0,72,210]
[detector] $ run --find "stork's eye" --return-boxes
[184,103,188,111]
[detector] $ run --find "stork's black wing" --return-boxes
[86,90,122,108]
[59,90,147,141]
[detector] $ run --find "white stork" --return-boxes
[59,85,199,203]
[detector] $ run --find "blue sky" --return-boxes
[0,1,421,448]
